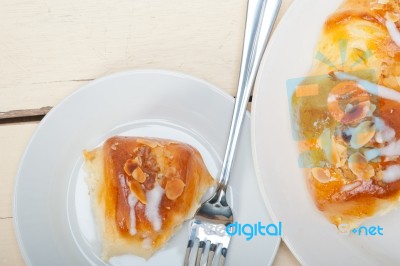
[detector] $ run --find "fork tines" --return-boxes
[184,220,231,266]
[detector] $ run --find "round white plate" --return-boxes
[252,0,400,265]
[14,70,280,266]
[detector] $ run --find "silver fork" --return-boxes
[183,0,281,265]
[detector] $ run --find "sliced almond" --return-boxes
[350,121,376,149]
[317,128,346,167]
[311,168,331,183]
[132,167,147,183]
[337,167,357,181]
[136,156,142,166]
[341,180,362,192]
[124,158,138,177]
[137,138,163,148]
[128,180,147,204]
[165,178,185,200]
[348,152,375,179]
[332,141,347,167]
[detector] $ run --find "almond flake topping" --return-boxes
[165,178,185,200]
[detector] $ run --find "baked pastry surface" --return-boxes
[291,0,400,227]
[84,136,215,260]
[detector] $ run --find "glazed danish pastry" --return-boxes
[83,136,215,260]
[291,0,400,227]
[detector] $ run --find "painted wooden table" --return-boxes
[0,0,300,265]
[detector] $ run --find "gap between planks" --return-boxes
[0,107,51,124]
[0,96,253,125]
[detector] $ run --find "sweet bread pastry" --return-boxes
[291,0,400,227]
[83,136,215,260]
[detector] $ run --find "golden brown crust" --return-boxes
[293,0,400,227]
[311,0,400,81]
[84,136,215,260]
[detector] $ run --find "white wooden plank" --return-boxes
[0,123,37,265]
[0,123,37,218]
[0,0,247,112]
[0,219,25,266]
[0,0,293,113]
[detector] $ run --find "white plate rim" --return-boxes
[13,69,281,265]
[250,0,397,265]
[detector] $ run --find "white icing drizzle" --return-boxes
[352,118,399,159]
[383,165,400,183]
[119,174,128,188]
[128,193,138,235]
[374,117,396,143]
[145,184,164,231]
[380,140,400,157]
[327,94,336,103]
[341,181,362,192]
[334,72,400,102]
[374,117,400,157]
[386,20,400,47]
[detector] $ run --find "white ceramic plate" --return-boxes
[252,0,400,265]
[14,70,280,266]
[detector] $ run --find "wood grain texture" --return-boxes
[0,106,51,120]
[0,124,36,266]
[1,0,293,114]
[0,123,37,218]
[0,219,25,266]
[1,0,247,112]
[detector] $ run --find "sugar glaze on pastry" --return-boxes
[83,136,215,260]
[291,0,400,227]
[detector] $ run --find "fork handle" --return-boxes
[218,0,281,191]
